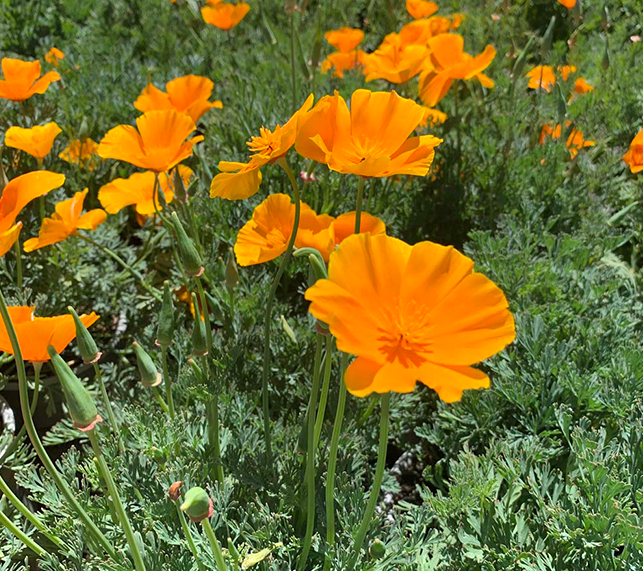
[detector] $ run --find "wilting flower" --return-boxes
[418,34,495,107]
[569,77,593,100]
[305,233,515,401]
[321,50,367,79]
[419,106,447,128]
[557,0,576,8]
[539,122,595,158]
[406,0,438,19]
[296,90,442,177]
[133,75,223,123]
[623,129,643,174]
[0,306,99,362]
[45,47,64,67]
[5,122,62,160]
[0,171,65,257]
[59,138,101,169]
[98,166,193,215]
[24,190,107,252]
[98,110,203,172]
[210,95,314,200]
[381,15,464,48]
[201,2,250,30]
[364,44,431,84]
[0,58,60,101]
[324,27,364,53]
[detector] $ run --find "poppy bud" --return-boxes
[156,281,175,348]
[227,537,241,563]
[180,486,213,522]
[540,16,556,60]
[308,253,328,282]
[68,306,101,363]
[168,481,183,501]
[78,117,90,141]
[601,6,610,31]
[511,35,534,79]
[555,84,567,127]
[225,248,238,293]
[173,168,188,203]
[47,346,102,432]
[310,22,324,70]
[132,341,162,387]
[171,212,203,277]
[192,294,208,357]
[602,37,610,71]
[369,539,386,559]
[187,358,204,379]
[280,315,298,344]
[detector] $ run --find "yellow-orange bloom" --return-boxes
[382,15,464,48]
[0,171,65,257]
[98,110,203,172]
[0,306,99,362]
[24,189,107,252]
[324,27,364,53]
[364,44,431,84]
[623,129,643,174]
[59,138,101,169]
[539,122,595,158]
[5,122,62,159]
[133,75,223,123]
[305,233,515,401]
[418,34,495,107]
[0,58,60,101]
[98,166,193,215]
[525,65,556,91]
[45,47,64,67]
[321,50,367,78]
[330,211,385,246]
[557,0,576,8]
[558,65,576,81]
[201,2,250,30]
[406,0,438,19]
[570,77,593,99]
[210,95,314,200]
[296,90,442,177]
[419,106,447,128]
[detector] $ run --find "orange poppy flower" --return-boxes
[210,94,314,200]
[133,75,223,123]
[557,0,576,8]
[24,189,107,252]
[98,165,193,215]
[330,211,386,246]
[296,90,442,177]
[45,47,64,67]
[59,138,101,169]
[0,171,65,257]
[0,58,60,101]
[418,34,495,107]
[525,65,556,91]
[419,106,447,128]
[569,77,593,101]
[539,122,595,158]
[321,50,367,78]
[201,2,250,30]
[364,44,431,84]
[324,27,364,53]
[305,233,515,401]
[382,15,464,49]
[98,110,203,172]
[558,65,576,81]
[5,122,62,159]
[623,129,643,174]
[0,306,99,362]
[406,0,438,19]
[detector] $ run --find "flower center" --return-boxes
[247,126,282,158]
[377,299,433,367]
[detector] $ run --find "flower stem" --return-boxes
[153,386,170,414]
[93,361,124,453]
[0,288,117,559]
[194,275,212,352]
[202,518,228,571]
[88,430,148,571]
[354,177,365,233]
[207,395,225,487]
[313,335,334,448]
[289,8,297,113]
[13,239,22,291]
[175,501,207,571]
[161,346,175,419]
[0,508,46,557]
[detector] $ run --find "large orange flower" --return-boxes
[295,90,442,177]
[305,233,515,401]
[324,27,364,53]
[0,306,99,362]
[24,190,107,252]
[59,138,101,169]
[321,50,367,79]
[133,75,223,123]
[363,44,431,84]
[98,110,203,172]
[210,94,314,200]
[5,122,62,159]
[406,0,438,19]
[623,129,643,174]
[0,58,60,101]
[201,2,250,30]
[98,166,193,215]
[0,171,65,257]
[418,34,495,107]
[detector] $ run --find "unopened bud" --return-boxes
[173,168,188,203]
[541,16,556,60]
[132,341,161,387]
[225,248,238,293]
[180,486,213,522]
[227,537,241,563]
[370,539,386,559]
[192,294,208,357]
[171,212,203,277]
[156,281,175,348]
[602,37,610,71]
[68,306,101,363]
[169,481,183,501]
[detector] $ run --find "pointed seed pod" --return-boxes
[132,341,162,387]
[68,306,101,363]
[192,294,208,357]
[156,281,175,348]
[173,168,188,203]
[225,248,239,294]
[171,212,203,277]
[168,481,183,501]
[47,346,102,431]
[180,486,213,522]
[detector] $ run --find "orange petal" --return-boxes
[210,162,262,200]
[418,362,490,402]
[0,222,22,258]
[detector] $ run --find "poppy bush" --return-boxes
[1,0,643,570]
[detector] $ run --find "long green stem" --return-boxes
[289,8,297,113]
[93,362,124,453]
[161,346,175,419]
[354,177,365,233]
[13,239,22,291]
[313,335,334,448]
[202,519,228,571]
[88,430,147,571]
[153,387,170,414]
[0,508,46,556]
[194,276,212,352]
[0,288,116,559]
[207,396,225,487]
[175,501,207,571]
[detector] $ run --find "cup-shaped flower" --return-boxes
[623,129,643,174]
[305,233,515,401]
[98,110,203,172]
[180,487,213,522]
[0,58,60,101]
[324,27,364,53]
[45,47,64,67]
[132,341,162,388]
[134,75,223,123]
[68,306,101,363]
[0,307,99,362]
[5,122,62,160]
[406,0,438,19]
[210,94,314,200]
[418,34,496,107]
[201,2,250,30]
[24,189,107,252]
[321,50,367,79]
[364,44,431,84]
[59,138,101,169]
[296,90,442,177]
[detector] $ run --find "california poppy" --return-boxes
[59,138,101,169]
[363,44,431,84]
[418,34,495,107]
[5,122,62,160]
[382,16,464,49]
[557,0,576,8]
[406,0,438,19]
[569,77,593,101]
[295,90,442,177]
[45,47,64,67]
[0,58,60,101]
[24,189,107,252]
[330,211,386,246]
[558,65,576,81]
[0,306,99,362]
[321,50,367,79]
[324,27,364,53]
[526,64,576,92]
[98,110,203,172]
[623,129,643,174]
[134,75,223,123]
[305,233,515,401]
[539,122,595,158]
[201,2,250,30]
[210,95,314,200]
[419,106,447,128]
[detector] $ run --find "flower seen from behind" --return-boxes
[0,58,60,101]
[324,27,364,53]
[321,50,367,78]
[5,122,62,159]
[406,0,439,19]
[201,2,250,30]
[363,44,431,84]
[381,15,464,48]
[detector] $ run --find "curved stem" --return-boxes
[153,387,170,414]
[93,362,124,453]
[13,239,22,291]
[0,508,46,557]
[161,346,175,420]
[313,335,334,449]
[175,501,207,571]
[194,276,212,353]
[202,519,228,571]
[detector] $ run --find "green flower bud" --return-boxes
[68,306,101,363]
[602,37,610,71]
[180,486,212,522]
[540,16,556,60]
[369,539,386,559]
[191,294,208,357]
[173,168,188,203]
[47,346,101,432]
[225,248,239,293]
[132,341,161,388]
[156,281,175,348]
[171,212,203,277]
[227,537,241,563]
